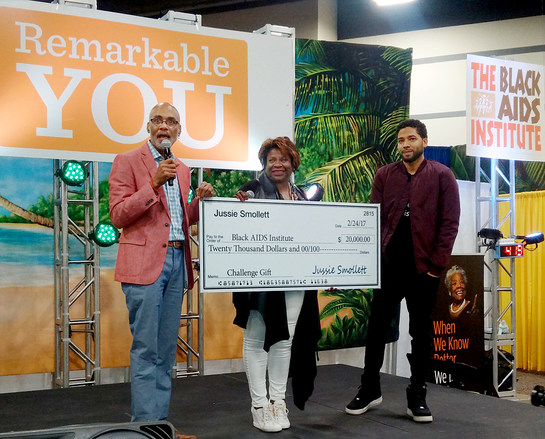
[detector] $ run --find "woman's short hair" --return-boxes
[258,137,301,171]
[444,265,467,290]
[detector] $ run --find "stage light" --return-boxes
[522,232,544,245]
[188,187,195,203]
[88,222,120,247]
[374,0,416,6]
[478,228,503,241]
[304,183,324,201]
[478,228,504,252]
[512,232,544,250]
[56,160,87,186]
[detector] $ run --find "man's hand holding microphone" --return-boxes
[151,139,214,198]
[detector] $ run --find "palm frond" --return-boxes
[517,161,545,191]
[320,299,358,318]
[319,288,371,298]
[295,113,383,158]
[306,149,387,202]
[449,145,475,181]
[295,61,336,81]
[295,64,375,114]
[381,46,413,76]
[379,107,410,161]
[296,39,327,64]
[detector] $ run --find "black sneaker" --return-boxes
[345,387,383,415]
[406,384,433,423]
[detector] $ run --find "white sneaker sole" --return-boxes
[407,408,433,423]
[253,422,282,433]
[345,396,383,415]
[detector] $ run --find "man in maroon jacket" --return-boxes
[109,102,213,437]
[345,119,460,423]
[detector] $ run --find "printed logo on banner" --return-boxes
[466,54,544,162]
[0,6,248,161]
[471,91,495,119]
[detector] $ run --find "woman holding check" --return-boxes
[232,136,321,433]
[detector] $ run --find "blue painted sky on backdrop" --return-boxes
[0,157,112,216]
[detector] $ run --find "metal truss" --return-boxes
[54,161,203,385]
[476,157,517,398]
[174,168,204,378]
[53,160,101,387]
[53,0,101,390]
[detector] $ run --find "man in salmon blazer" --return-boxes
[109,102,214,437]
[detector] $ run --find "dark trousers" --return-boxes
[362,263,439,389]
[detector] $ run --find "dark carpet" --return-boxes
[1,364,544,438]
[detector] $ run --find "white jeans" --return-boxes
[243,291,305,408]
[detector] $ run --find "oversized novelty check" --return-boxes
[199,198,380,292]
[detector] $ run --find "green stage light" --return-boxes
[89,222,120,247]
[56,160,87,186]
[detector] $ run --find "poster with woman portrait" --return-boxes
[428,254,485,392]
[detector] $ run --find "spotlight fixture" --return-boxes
[373,0,416,6]
[478,228,503,241]
[511,232,544,250]
[521,232,544,246]
[88,222,120,247]
[303,183,324,201]
[55,160,87,186]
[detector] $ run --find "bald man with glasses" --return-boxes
[109,102,213,438]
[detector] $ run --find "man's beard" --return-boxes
[402,148,424,163]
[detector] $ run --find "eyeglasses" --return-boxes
[150,117,179,127]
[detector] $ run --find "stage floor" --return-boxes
[1,364,543,438]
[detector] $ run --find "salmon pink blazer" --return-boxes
[109,143,199,287]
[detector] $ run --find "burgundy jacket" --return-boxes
[370,159,460,276]
[109,142,199,287]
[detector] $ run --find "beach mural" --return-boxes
[0,157,116,288]
[0,156,129,375]
[0,156,242,377]
[0,159,117,287]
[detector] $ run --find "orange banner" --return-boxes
[0,4,251,163]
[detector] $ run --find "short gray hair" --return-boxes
[444,265,467,290]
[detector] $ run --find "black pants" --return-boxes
[362,263,440,389]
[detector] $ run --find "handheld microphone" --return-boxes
[161,139,174,186]
[239,180,261,199]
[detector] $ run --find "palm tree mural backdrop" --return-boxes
[293,40,412,200]
[293,39,412,349]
